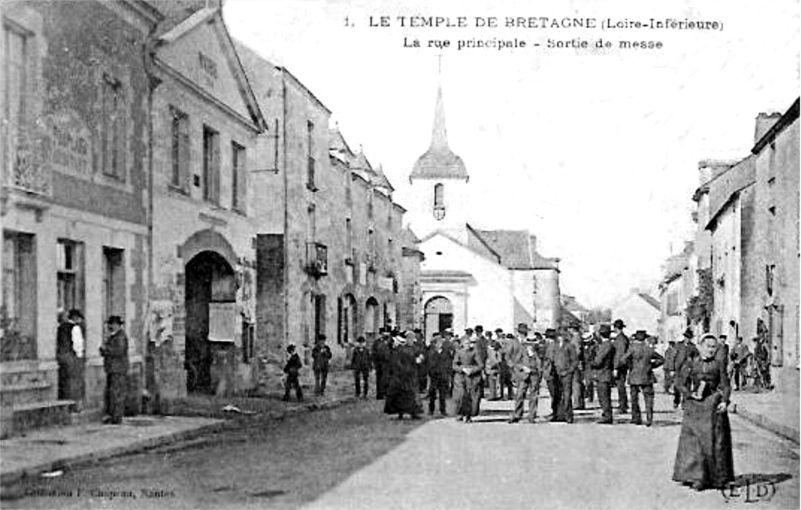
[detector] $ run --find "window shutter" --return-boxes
[211,133,220,204]
[180,117,190,191]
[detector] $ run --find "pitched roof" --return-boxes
[638,293,661,310]
[151,7,265,130]
[471,228,559,270]
[705,156,755,230]
[372,164,395,193]
[410,85,468,181]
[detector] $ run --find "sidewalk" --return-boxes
[0,370,359,488]
[729,388,800,444]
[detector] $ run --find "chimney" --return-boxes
[697,159,737,185]
[754,112,782,144]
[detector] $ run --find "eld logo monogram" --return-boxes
[720,481,776,503]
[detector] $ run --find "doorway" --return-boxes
[184,251,235,394]
[424,296,453,340]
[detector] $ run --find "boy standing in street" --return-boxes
[283,345,303,402]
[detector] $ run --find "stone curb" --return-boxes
[0,395,358,489]
[732,404,800,445]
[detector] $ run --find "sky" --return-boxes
[224,0,800,309]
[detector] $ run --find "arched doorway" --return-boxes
[365,297,380,341]
[424,296,453,339]
[338,293,357,345]
[185,250,236,394]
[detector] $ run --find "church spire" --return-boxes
[431,85,449,150]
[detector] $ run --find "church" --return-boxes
[406,83,563,338]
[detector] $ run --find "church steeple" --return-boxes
[410,78,468,182]
[431,85,449,150]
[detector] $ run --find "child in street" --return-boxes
[283,345,303,402]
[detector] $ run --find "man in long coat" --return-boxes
[620,330,664,426]
[426,337,452,416]
[663,340,677,394]
[552,331,578,423]
[591,324,615,424]
[452,335,483,423]
[57,309,85,405]
[541,329,560,419]
[372,329,391,399]
[100,315,129,424]
[507,338,543,423]
[673,328,699,408]
[612,319,630,413]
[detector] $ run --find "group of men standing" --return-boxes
[56,309,130,424]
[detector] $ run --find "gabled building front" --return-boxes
[145,0,266,400]
[407,82,561,337]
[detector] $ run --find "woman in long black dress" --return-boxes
[383,331,423,420]
[673,334,734,491]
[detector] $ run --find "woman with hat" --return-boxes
[383,331,423,420]
[672,334,734,491]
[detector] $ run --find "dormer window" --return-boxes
[433,183,445,220]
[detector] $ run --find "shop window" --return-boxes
[57,240,84,315]
[2,231,37,360]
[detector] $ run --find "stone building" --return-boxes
[658,243,693,347]
[611,290,660,337]
[144,1,266,400]
[406,83,561,338]
[235,44,417,386]
[704,156,757,343]
[750,99,799,393]
[1,0,158,435]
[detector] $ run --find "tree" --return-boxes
[686,268,713,333]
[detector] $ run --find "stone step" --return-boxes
[1,400,76,439]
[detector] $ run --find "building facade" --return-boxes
[1,0,159,435]
[611,290,660,337]
[750,100,799,394]
[407,83,561,338]
[145,1,266,401]
[236,44,418,387]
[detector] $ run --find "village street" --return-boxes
[3,392,798,510]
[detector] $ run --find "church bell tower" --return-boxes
[408,80,469,242]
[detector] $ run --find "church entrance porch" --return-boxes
[424,296,453,339]
[184,251,236,395]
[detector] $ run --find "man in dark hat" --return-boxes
[663,340,677,394]
[100,315,129,424]
[508,336,543,423]
[541,328,561,420]
[612,319,630,413]
[591,324,615,424]
[57,309,85,406]
[551,331,578,423]
[312,334,332,396]
[373,328,391,399]
[619,330,664,426]
[283,344,304,401]
[672,328,699,408]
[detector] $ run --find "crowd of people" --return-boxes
[280,320,758,492]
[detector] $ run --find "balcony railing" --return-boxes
[305,241,328,277]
